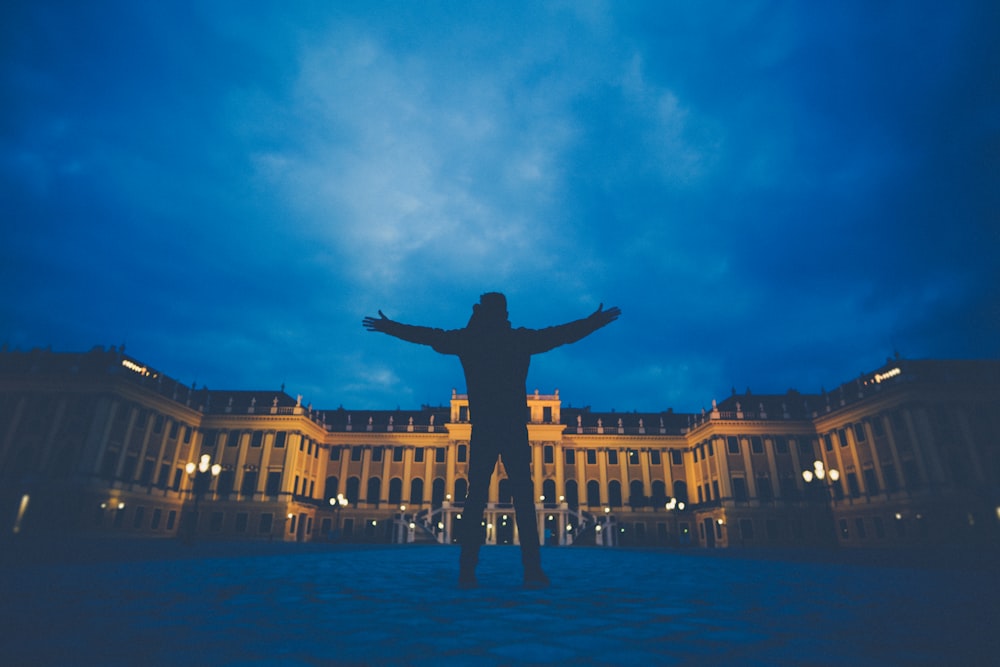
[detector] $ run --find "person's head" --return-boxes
[471,292,509,326]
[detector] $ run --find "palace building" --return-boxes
[2,345,999,549]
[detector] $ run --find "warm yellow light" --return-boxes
[828,469,840,482]
[539,495,545,501]
[802,470,814,482]
[816,468,826,480]
[409,522,415,529]
[210,464,222,476]
[12,494,30,534]
[437,522,444,530]
[678,502,685,510]
[717,519,724,526]
[456,513,462,520]
[604,507,610,513]
[400,505,406,512]
[117,502,125,510]
[595,525,602,532]
[185,462,196,475]
[329,498,336,506]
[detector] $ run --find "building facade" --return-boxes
[2,346,999,549]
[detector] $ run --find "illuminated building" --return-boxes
[2,345,999,549]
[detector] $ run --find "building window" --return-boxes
[435,448,446,463]
[241,470,258,497]
[265,471,281,497]
[258,513,273,534]
[393,447,404,462]
[846,472,861,498]
[457,444,467,463]
[824,434,833,451]
[183,426,192,443]
[739,519,754,541]
[774,436,789,454]
[608,480,623,507]
[707,440,714,457]
[727,436,740,454]
[855,518,867,539]
[586,449,597,465]
[628,449,639,465]
[250,431,263,448]
[330,446,341,461]
[166,510,177,531]
[750,437,764,454]
[389,478,403,504]
[671,450,683,466]
[863,468,879,495]
[169,421,179,439]
[132,506,145,529]
[731,477,748,502]
[872,416,885,438]
[564,448,576,465]
[839,519,850,539]
[274,432,287,448]
[372,447,383,462]
[838,429,849,448]
[543,406,552,423]
[227,431,240,447]
[757,475,773,502]
[235,513,248,533]
[459,405,469,422]
[712,480,720,500]
[210,512,224,532]
[854,423,867,443]
[153,414,164,433]
[544,445,554,464]
[151,508,162,530]
[352,446,364,461]
[414,448,424,463]
[649,450,661,465]
[882,463,899,492]
[586,480,601,506]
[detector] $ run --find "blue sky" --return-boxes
[2,1,998,413]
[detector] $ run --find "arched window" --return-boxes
[629,480,645,508]
[346,476,360,504]
[388,477,403,505]
[367,477,381,506]
[673,480,688,505]
[410,477,424,505]
[651,480,667,506]
[454,478,468,503]
[608,480,623,507]
[498,478,512,504]
[324,476,339,501]
[432,478,445,507]
[586,480,601,507]
[542,479,556,503]
[564,479,579,509]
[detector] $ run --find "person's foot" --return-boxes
[523,568,550,590]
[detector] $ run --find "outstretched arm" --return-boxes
[528,303,621,353]
[362,310,453,348]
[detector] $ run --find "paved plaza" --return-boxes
[1,538,998,666]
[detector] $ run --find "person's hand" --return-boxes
[590,304,621,327]
[363,310,392,332]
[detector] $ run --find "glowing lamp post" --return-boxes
[802,459,840,547]
[329,493,348,539]
[184,454,221,542]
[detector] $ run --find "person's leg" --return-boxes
[458,430,497,588]
[501,428,549,588]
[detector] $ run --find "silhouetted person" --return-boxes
[363,292,620,589]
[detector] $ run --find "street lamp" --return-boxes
[802,459,840,547]
[184,454,221,542]
[329,493,348,539]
